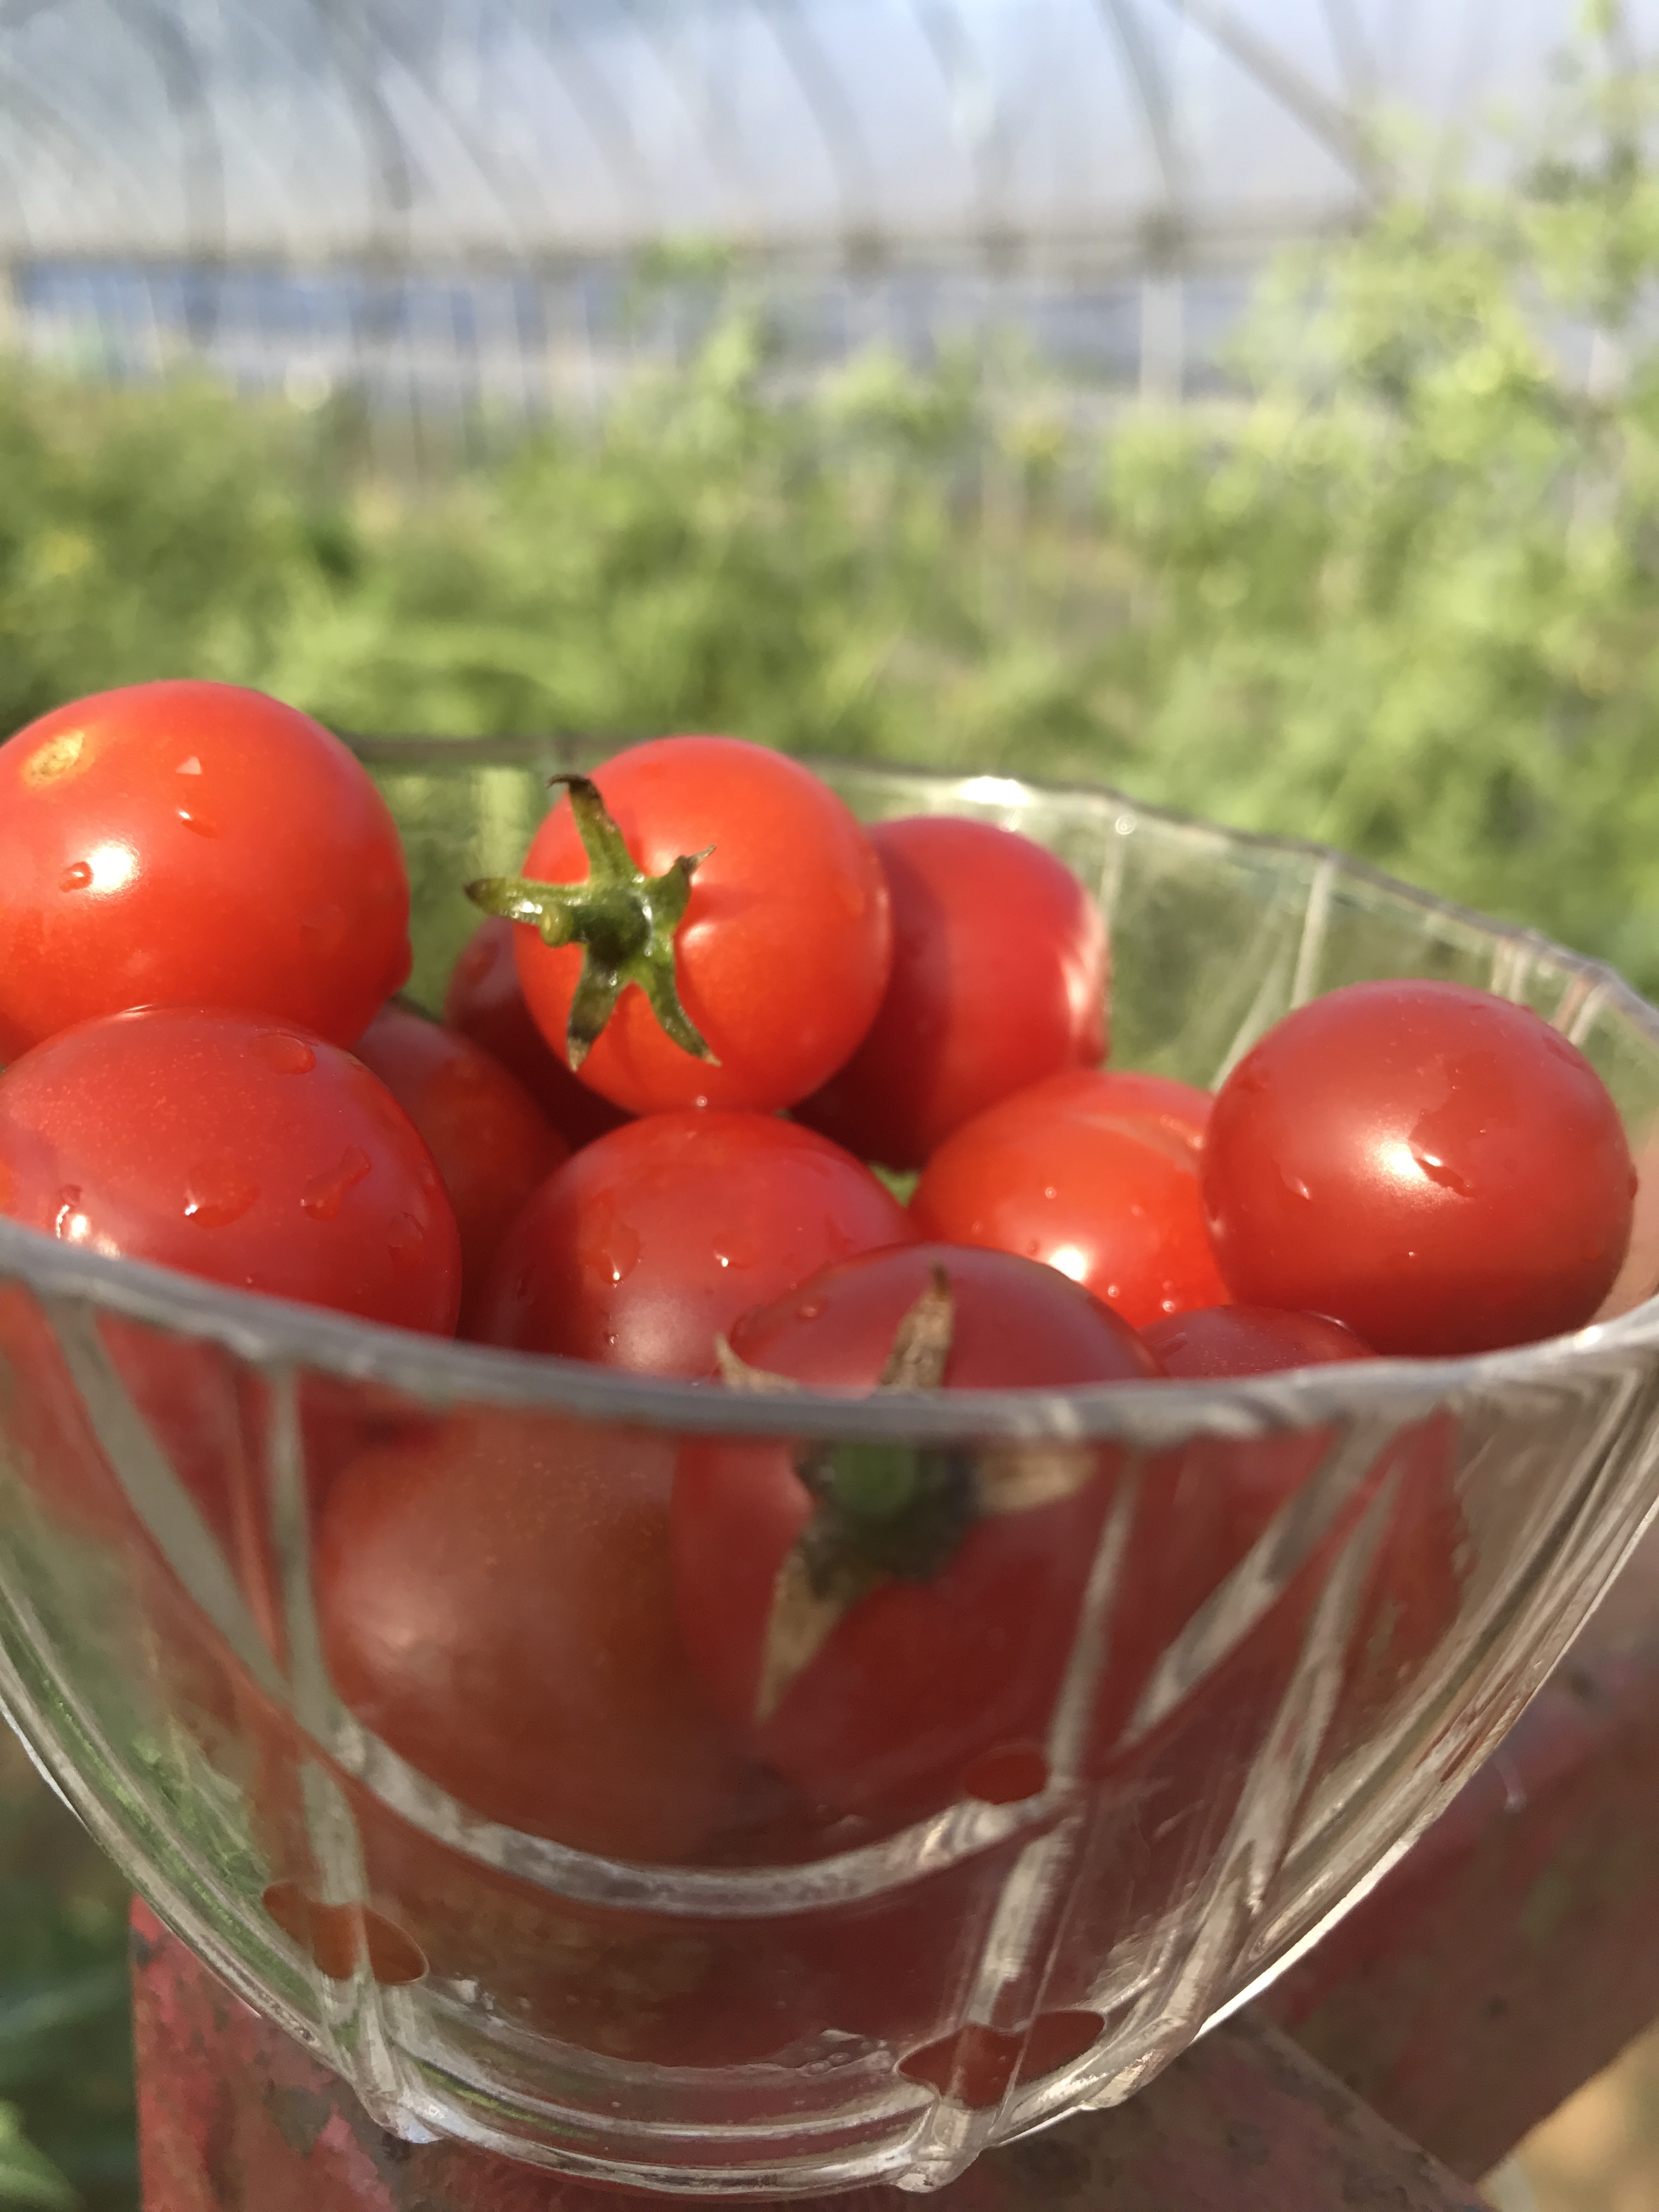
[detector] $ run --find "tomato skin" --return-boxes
[315,1410,752,1860]
[1202,980,1637,1355]
[0,1006,460,1335]
[911,1070,1228,1329]
[0,682,410,1057]
[1142,1305,1371,1377]
[672,1243,1161,1824]
[475,1109,917,1378]
[351,1004,567,1334]
[794,816,1108,1169]
[444,917,631,1150]
[513,736,892,1115]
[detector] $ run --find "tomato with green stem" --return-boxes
[672,1242,1161,1825]
[443,916,630,1150]
[467,736,891,1115]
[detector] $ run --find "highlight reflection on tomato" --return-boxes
[1203,979,1637,1355]
[0,680,410,1057]
[911,1069,1227,1329]
[475,1109,916,1378]
[795,815,1108,1170]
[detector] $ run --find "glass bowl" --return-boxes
[1,735,1658,2198]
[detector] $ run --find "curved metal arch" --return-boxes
[0,36,178,251]
[614,0,758,237]
[309,0,417,251]
[358,19,541,257]
[1319,0,1375,101]
[1094,0,1184,221]
[528,1,660,248]
[752,0,880,250]
[1163,0,1380,191]
[101,0,225,340]
[907,0,1013,235]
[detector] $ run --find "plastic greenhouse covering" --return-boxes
[0,0,1653,396]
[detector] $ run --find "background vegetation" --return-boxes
[4,32,1659,2208]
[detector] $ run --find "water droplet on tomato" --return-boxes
[1409,1144,1472,1198]
[795,1298,825,1321]
[53,1187,85,1242]
[577,1194,640,1285]
[301,1147,372,1222]
[1042,1185,1057,1201]
[58,861,92,891]
[387,1212,425,1263]
[713,1250,731,1269]
[176,755,202,776]
[184,1161,259,1228]
[253,1031,316,1075]
[176,805,221,838]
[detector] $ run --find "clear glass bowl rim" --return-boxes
[6,730,1657,1451]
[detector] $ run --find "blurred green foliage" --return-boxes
[0,1738,132,2209]
[4,49,1659,2198]
[5,45,1659,996]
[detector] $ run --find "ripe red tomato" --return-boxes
[478,736,891,1115]
[1064,1068,1214,1158]
[672,1242,1161,1824]
[315,1410,753,1860]
[794,815,1108,1169]
[0,1006,460,1334]
[351,1003,567,1334]
[910,1069,1228,1329]
[443,916,631,1150]
[1202,980,1637,1355]
[1142,1305,1371,1376]
[0,682,410,1057]
[474,1109,917,1377]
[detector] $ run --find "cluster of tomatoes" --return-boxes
[0,679,1639,1882]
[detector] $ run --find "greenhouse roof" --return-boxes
[0,0,1646,274]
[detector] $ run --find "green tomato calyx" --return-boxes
[465,772,717,1072]
[716,1267,1103,1718]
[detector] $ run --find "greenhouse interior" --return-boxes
[2,4,1659,2210]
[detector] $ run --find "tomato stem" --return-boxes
[465,774,717,1071]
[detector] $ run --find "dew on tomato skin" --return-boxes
[795,1298,825,1321]
[176,805,222,838]
[58,861,92,892]
[387,1212,426,1265]
[1409,1144,1472,1198]
[253,1031,317,1076]
[577,1195,641,1286]
[184,1161,260,1229]
[301,1147,373,1223]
